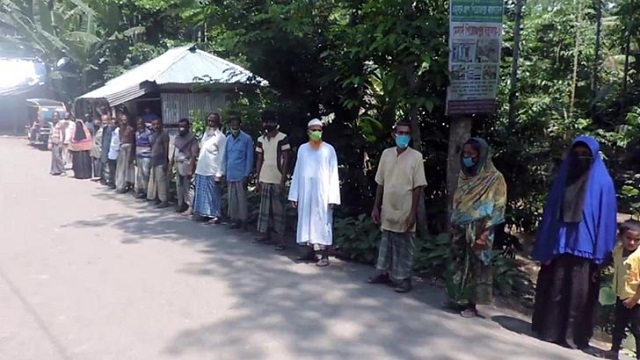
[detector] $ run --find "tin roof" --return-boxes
[78,45,267,106]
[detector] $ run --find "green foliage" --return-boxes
[333,213,381,263]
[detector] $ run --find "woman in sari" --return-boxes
[445,138,507,318]
[69,119,93,180]
[531,136,617,349]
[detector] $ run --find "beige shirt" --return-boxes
[256,132,290,184]
[374,147,427,233]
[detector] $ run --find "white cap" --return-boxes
[307,118,323,128]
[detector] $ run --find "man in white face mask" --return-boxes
[223,115,254,230]
[288,118,341,267]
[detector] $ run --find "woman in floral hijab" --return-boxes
[445,138,507,318]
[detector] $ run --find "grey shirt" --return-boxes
[150,130,170,167]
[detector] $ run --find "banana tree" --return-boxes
[0,0,144,99]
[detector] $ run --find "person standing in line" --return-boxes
[85,114,96,136]
[134,117,152,199]
[90,116,103,181]
[100,115,114,186]
[201,113,221,145]
[69,118,93,180]
[532,136,617,350]
[50,112,66,176]
[445,138,507,318]
[193,113,226,224]
[605,220,640,360]
[171,118,199,214]
[62,111,75,166]
[115,114,135,194]
[288,118,340,265]
[223,115,254,230]
[147,118,170,208]
[142,107,158,125]
[255,111,291,248]
[106,117,120,189]
[367,122,427,293]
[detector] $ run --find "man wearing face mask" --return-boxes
[193,112,226,224]
[288,118,340,266]
[171,118,199,214]
[255,110,291,249]
[367,122,427,293]
[223,115,254,230]
[201,113,221,146]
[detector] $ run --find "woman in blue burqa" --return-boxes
[531,136,617,349]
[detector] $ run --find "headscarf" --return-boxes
[73,120,88,142]
[532,136,617,264]
[450,138,507,228]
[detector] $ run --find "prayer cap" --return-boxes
[307,118,323,128]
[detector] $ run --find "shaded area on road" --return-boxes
[63,188,598,360]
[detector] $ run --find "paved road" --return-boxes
[0,137,611,360]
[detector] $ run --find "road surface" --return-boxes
[0,137,614,359]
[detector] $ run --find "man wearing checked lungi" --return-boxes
[254,110,291,251]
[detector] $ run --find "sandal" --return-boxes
[274,244,286,251]
[204,218,220,225]
[316,258,329,267]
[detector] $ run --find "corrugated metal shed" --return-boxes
[77,45,266,106]
[161,92,228,125]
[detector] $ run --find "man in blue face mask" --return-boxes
[367,122,427,293]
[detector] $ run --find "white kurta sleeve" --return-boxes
[328,145,341,205]
[288,148,302,202]
[216,134,227,177]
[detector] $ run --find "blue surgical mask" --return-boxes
[395,135,410,149]
[462,157,475,167]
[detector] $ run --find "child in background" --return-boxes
[607,220,640,360]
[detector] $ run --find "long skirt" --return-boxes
[445,224,494,307]
[256,183,285,239]
[147,165,169,202]
[531,253,599,348]
[71,150,92,179]
[115,144,134,191]
[228,181,248,222]
[135,157,151,195]
[92,156,102,179]
[192,174,221,218]
[376,230,415,282]
[50,143,65,175]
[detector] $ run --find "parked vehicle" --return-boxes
[25,98,66,150]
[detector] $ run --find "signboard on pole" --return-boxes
[446,0,504,115]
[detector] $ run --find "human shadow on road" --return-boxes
[492,315,533,336]
[64,194,594,360]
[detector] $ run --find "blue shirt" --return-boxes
[223,130,254,182]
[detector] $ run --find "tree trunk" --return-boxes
[446,116,472,212]
[569,0,583,117]
[592,0,602,97]
[508,0,524,128]
[404,65,428,235]
[623,26,632,95]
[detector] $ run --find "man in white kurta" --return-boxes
[288,118,341,267]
